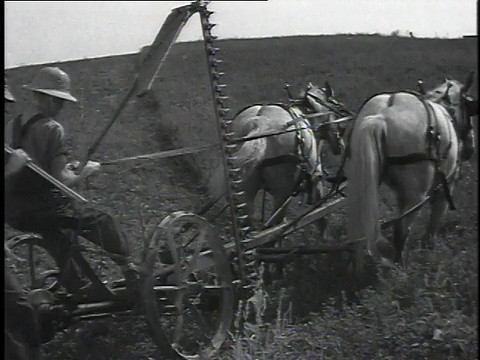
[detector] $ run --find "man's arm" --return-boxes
[48,123,99,186]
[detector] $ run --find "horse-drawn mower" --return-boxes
[8,1,474,359]
[5,2,354,358]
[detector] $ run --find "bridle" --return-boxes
[305,86,353,118]
[436,83,474,143]
[302,85,353,145]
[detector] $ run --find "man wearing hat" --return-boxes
[5,67,138,301]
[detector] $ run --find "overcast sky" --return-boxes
[5,0,477,69]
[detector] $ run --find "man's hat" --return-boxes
[4,74,15,102]
[23,67,77,103]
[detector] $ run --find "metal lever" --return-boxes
[4,144,88,203]
[284,83,294,100]
[417,80,426,95]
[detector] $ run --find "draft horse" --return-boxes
[232,82,348,229]
[345,72,476,271]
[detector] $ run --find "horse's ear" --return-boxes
[461,71,475,93]
[324,81,334,97]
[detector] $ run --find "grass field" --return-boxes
[5,33,478,359]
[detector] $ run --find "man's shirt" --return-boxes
[5,114,69,196]
[6,115,68,174]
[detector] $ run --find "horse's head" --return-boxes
[298,82,348,155]
[426,72,477,161]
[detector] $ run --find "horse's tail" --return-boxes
[234,115,269,177]
[345,115,386,270]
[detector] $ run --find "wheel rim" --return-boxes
[6,234,61,292]
[141,211,234,359]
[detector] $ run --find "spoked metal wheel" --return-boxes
[5,233,61,292]
[141,211,234,359]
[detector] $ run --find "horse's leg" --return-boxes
[261,164,297,282]
[421,171,457,250]
[270,191,291,226]
[243,170,279,286]
[264,163,296,226]
[312,139,329,240]
[387,163,435,266]
[269,184,291,249]
[313,179,329,241]
[267,185,292,282]
[393,205,422,267]
[242,169,263,229]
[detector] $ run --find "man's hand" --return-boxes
[67,160,100,178]
[82,161,101,178]
[66,160,80,171]
[5,148,31,176]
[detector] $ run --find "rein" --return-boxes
[229,116,353,145]
[100,144,218,165]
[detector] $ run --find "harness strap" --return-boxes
[257,154,299,169]
[382,95,437,167]
[294,118,318,202]
[424,101,457,210]
[424,101,436,156]
[280,106,316,198]
[285,117,304,128]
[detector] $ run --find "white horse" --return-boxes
[345,72,476,271]
[231,83,347,228]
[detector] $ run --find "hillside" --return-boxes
[5,34,478,359]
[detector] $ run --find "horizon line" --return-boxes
[5,32,476,70]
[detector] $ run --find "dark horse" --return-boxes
[230,82,349,230]
[345,72,476,272]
